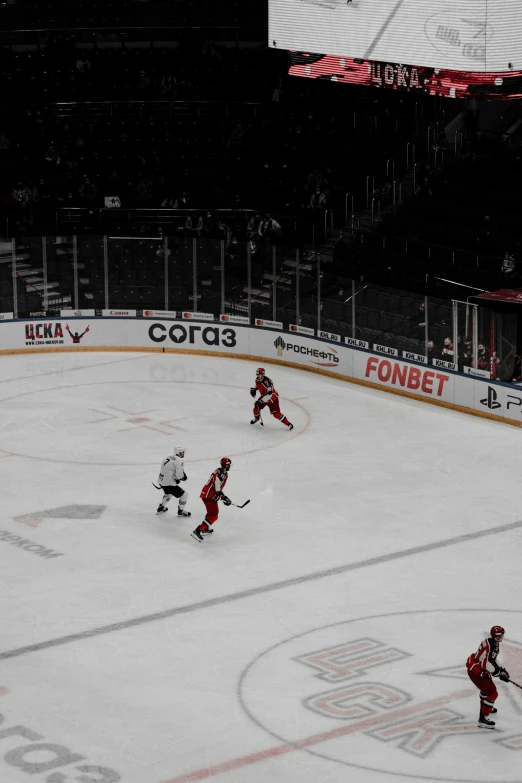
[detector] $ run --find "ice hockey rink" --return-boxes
[1,349,522,783]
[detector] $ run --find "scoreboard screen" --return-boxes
[269,0,522,72]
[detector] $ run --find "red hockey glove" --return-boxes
[222,496,232,506]
[499,669,510,682]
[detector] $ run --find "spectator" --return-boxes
[26,181,40,204]
[461,335,472,368]
[76,55,92,75]
[427,339,437,364]
[155,243,171,259]
[441,337,454,360]
[181,215,193,235]
[375,180,392,201]
[272,80,283,103]
[307,168,322,191]
[259,213,281,243]
[309,187,327,210]
[160,74,178,98]
[44,144,61,168]
[247,213,262,239]
[135,176,153,204]
[476,343,489,371]
[227,122,245,149]
[202,41,220,59]
[500,251,518,287]
[137,70,152,93]
[216,219,232,244]
[11,182,32,209]
[161,195,179,209]
[57,189,76,207]
[227,236,241,263]
[203,211,216,235]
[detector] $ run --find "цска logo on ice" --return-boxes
[240,610,522,782]
[274,336,339,367]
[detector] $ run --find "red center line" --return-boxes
[161,688,474,783]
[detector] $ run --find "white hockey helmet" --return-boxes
[173,446,185,458]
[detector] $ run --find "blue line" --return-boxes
[1,517,521,661]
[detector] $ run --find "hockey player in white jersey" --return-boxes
[155,446,191,517]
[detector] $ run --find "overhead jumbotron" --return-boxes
[269,0,522,73]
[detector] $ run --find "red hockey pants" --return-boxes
[201,498,220,526]
[254,397,288,424]
[467,669,498,716]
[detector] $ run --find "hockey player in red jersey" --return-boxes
[250,367,293,429]
[466,625,510,729]
[191,457,232,542]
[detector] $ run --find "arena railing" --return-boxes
[0,235,517,382]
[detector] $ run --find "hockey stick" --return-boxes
[230,500,250,509]
[152,482,161,490]
[508,679,522,690]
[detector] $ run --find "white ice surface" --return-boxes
[0,351,521,783]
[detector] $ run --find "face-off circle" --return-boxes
[238,609,522,782]
[0,380,311,466]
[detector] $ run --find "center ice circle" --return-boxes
[238,608,522,782]
[0,379,310,465]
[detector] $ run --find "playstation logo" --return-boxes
[507,394,522,411]
[480,386,501,410]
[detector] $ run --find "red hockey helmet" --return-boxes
[490,626,505,641]
[256,367,265,379]
[220,457,232,471]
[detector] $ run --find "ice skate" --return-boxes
[191,526,204,542]
[250,416,263,426]
[478,712,495,729]
[156,505,168,515]
[201,526,214,537]
[178,508,191,517]
[287,422,294,430]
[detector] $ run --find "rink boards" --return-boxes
[0,315,520,428]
